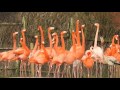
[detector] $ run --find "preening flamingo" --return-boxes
[104,35,119,56]
[81,50,94,78]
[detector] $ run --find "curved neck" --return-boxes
[61,34,65,51]
[112,36,116,45]
[72,32,76,52]
[76,20,81,45]
[21,31,26,45]
[38,26,44,48]
[22,41,30,55]
[33,38,38,51]
[54,35,59,49]
[13,35,17,50]
[94,26,99,47]
[81,27,85,50]
[48,29,52,51]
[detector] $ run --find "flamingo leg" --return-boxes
[54,65,57,78]
[47,63,53,77]
[73,66,77,78]
[57,65,60,78]
[87,68,90,78]
[100,62,102,78]
[20,60,22,77]
[61,64,67,78]
[35,64,39,77]
[68,65,71,78]
[80,62,83,78]
[23,62,27,77]
[4,61,7,77]
[95,61,98,78]
[38,64,42,78]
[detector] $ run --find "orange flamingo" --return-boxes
[104,35,119,56]
[50,31,67,78]
[14,29,30,77]
[82,50,94,78]
[71,24,85,78]
[45,27,56,60]
[62,30,76,78]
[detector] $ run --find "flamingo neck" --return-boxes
[72,32,76,52]
[54,35,58,49]
[39,26,44,48]
[94,26,99,47]
[21,31,26,45]
[76,20,81,45]
[61,34,65,51]
[48,29,52,52]
[112,36,116,45]
[33,38,38,51]
[81,27,85,51]
[13,35,17,50]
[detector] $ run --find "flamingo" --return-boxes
[104,35,119,56]
[90,23,104,78]
[30,26,50,77]
[71,24,85,78]
[0,32,18,76]
[13,29,30,77]
[50,31,67,78]
[81,50,94,78]
[62,30,76,78]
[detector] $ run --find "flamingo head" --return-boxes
[114,35,119,40]
[22,29,26,32]
[52,32,57,36]
[20,38,23,43]
[41,41,45,44]
[72,30,75,32]
[34,35,38,38]
[81,24,85,28]
[79,31,81,33]
[38,26,42,31]
[49,27,54,31]
[15,32,18,35]
[94,23,99,27]
[85,50,92,57]
[13,32,18,36]
[61,31,67,35]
